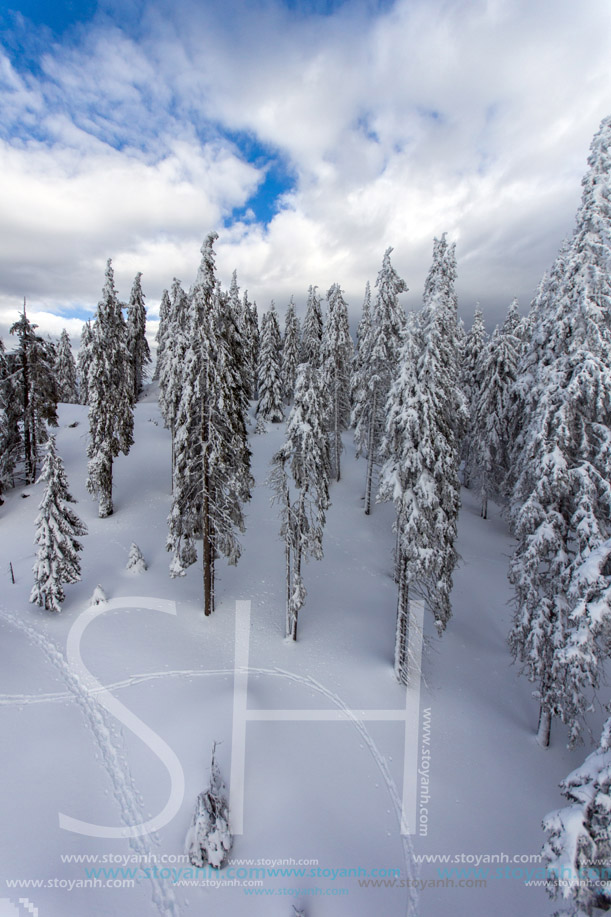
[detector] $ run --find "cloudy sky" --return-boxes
[1,0,610,343]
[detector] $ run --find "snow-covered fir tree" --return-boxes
[379,237,466,681]
[153,288,171,382]
[281,297,301,403]
[126,542,147,574]
[30,436,87,612]
[54,329,79,403]
[470,305,521,518]
[185,743,233,869]
[77,320,94,405]
[352,247,407,514]
[90,584,107,605]
[460,306,487,488]
[126,272,151,403]
[10,303,59,484]
[271,362,330,640]
[224,270,252,422]
[509,115,611,747]
[301,284,323,367]
[158,278,189,481]
[542,714,611,914]
[167,234,252,616]
[504,297,521,335]
[354,281,372,372]
[256,302,284,425]
[350,281,372,455]
[243,294,260,398]
[321,283,353,481]
[0,338,21,503]
[86,260,134,518]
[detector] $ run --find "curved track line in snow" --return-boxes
[0,607,180,917]
[254,666,419,917]
[0,668,224,705]
[60,597,185,840]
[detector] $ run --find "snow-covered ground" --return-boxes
[0,396,606,917]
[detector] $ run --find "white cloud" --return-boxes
[1,0,611,340]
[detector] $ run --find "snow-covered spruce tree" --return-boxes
[281,296,301,403]
[185,742,233,869]
[90,584,107,605]
[77,320,94,405]
[271,362,330,640]
[153,288,171,382]
[126,542,147,574]
[167,234,252,616]
[379,237,467,681]
[509,115,611,748]
[470,308,521,519]
[30,436,87,612]
[54,329,79,404]
[508,248,571,491]
[352,248,407,515]
[256,303,284,425]
[354,281,372,374]
[224,271,251,423]
[86,260,134,518]
[460,306,487,487]
[350,281,372,444]
[10,303,59,484]
[542,714,611,914]
[158,278,189,482]
[301,284,323,367]
[0,338,21,503]
[126,272,151,403]
[243,294,260,399]
[321,283,353,481]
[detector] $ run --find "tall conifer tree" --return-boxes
[55,329,79,404]
[509,115,611,746]
[321,283,353,481]
[86,260,134,518]
[352,248,407,514]
[126,272,151,403]
[30,436,87,612]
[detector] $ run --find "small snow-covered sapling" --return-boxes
[126,542,147,574]
[90,584,107,605]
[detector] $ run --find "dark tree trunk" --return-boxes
[394,550,409,685]
[203,447,213,616]
[99,457,113,517]
[537,703,551,748]
[364,389,377,515]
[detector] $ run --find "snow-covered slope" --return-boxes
[0,398,605,917]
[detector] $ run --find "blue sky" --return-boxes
[1,0,611,340]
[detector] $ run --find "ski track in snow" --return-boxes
[0,608,180,917]
[2,659,418,916]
